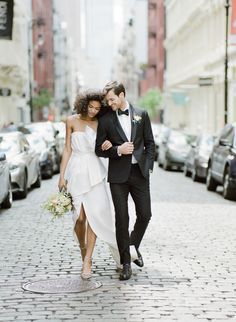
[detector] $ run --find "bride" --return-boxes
[58,90,119,279]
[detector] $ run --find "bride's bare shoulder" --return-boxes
[66,114,79,124]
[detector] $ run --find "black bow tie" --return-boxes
[118,109,129,116]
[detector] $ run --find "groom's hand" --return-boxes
[118,142,134,155]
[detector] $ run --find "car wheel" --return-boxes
[163,158,170,171]
[45,164,53,179]
[55,154,60,174]
[1,181,13,209]
[18,171,28,199]
[191,166,199,182]
[206,165,217,191]
[33,169,41,188]
[223,167,235,200]
[183,164,191,177]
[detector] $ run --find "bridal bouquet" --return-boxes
[43,189,73,220]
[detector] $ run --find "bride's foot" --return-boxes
[81,256,92,280]
[79,245,87,261]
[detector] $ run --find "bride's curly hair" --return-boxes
[74,90,108,118]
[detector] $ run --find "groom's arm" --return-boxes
[95,119,120,159]
[143,111,155,171]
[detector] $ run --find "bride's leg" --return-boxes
[82,221,97,279]
[85,222,97,259]
[74,205,86,260]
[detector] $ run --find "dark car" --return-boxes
[0,152,12,208]
[0,132,41,198]
[26,133,54,179]
[158,130,190,170]
[184,134,215,181]
[206,123,236,200]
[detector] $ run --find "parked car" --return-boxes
[24,122,61,173]
[184,134,215,181]
[158,129,190,171]
[53,121,66,157]
[151,123,162,161]
[0,132,41,198]
[26,133,54,179]
[206,123,236,200]
[0,152,12,208]
[154,125,170,161]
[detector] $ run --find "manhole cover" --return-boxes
[22,277,102,294]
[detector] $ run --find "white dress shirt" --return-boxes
[117,101,137,164]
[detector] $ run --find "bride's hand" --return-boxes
[58,177,67,191]
[101,140,112,151]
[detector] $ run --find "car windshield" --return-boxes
[26,135,47,152]
[169,132,188,146]
[200,136,214,149]
[26,123,54,135]
[25,123,55,141]
[0,136,20,155]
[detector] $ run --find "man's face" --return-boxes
[105,89,124,111]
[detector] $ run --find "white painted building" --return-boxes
[113,0,148,103]
[55,0,148,94]
[164,0,236,134]
[0,0,31,128]
[53,0,80,107]
[53,2,77,118]
[78,0,116,89]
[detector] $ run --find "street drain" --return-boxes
[22,277,102,294]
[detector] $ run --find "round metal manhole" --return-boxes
[22,277,102,294]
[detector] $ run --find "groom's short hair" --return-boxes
[103,81,126,97]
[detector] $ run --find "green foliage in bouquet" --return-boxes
[43,190,72,220]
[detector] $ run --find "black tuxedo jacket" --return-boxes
[95,104,155,183]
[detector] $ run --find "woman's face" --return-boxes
[87,100,101,118]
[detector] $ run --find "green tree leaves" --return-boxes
[138,88,162,119]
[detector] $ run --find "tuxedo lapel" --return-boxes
[112,112,129,142]
[130,104,137,142]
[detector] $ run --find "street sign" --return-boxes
[0,0,14,40]
[0,88,11,96]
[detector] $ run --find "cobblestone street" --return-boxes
[0,163,236,321]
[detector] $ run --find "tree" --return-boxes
[32,88,52,110]
[138,88,162,119]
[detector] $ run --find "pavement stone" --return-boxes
[0,165,236,321]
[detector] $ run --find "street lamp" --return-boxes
[224,0,230,125]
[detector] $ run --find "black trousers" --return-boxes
[110,164,152,265]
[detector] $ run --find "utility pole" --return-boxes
[224,0,230,125]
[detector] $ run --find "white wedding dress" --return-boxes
[64,125,120,265]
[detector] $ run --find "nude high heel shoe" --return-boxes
[81,256,92,280]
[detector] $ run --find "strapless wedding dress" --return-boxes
[64,126,119,264]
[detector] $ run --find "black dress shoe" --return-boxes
[133,249,144,267]
[119,264,132,281]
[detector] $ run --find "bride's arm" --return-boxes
[58,117,72,190]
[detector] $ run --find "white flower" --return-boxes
[43,190,73,220]
[133,115,142,123]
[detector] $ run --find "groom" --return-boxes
[95,81,155,280]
